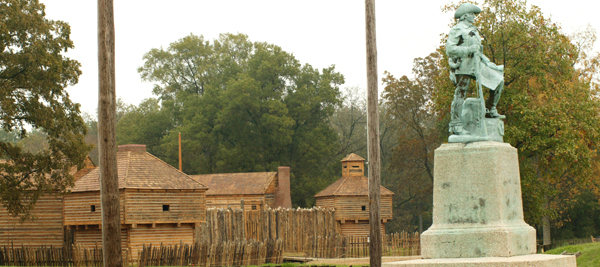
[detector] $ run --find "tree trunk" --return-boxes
[97,0,122,266]
[542,215,551,249]
[418,203,423,234]
[365,0,381,266]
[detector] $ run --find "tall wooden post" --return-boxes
[179,132,182,171]
[98,0,122,266]
[365,0,381,267]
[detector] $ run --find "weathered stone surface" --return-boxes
[382,254,576,267]
[421,142,536,258]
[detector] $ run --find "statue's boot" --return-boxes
[486,82,505,118]
[487,107,505,119]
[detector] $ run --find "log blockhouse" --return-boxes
[63,144,207,260]
[191,166,292,211]
[0,157,95,247]
[314,153,394,236]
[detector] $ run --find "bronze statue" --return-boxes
[447,3,505,142]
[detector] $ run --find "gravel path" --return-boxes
[306,256,421,266]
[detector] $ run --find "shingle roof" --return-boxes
[314,175,394,197]
[71,145,207,192]
[341,153,365,162]
[190,172,277,195]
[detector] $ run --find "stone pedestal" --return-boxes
[383,142,576,266]
[422,142,535,258]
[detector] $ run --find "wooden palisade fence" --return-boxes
[305,231,420,258]
[137,239,284,267]
[0,244,130,267]
[197,207,339,253]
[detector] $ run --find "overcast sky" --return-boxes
[39,0,600,116]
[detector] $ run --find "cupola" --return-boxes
[341,153,365,177]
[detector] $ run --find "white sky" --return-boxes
[39,0,600,116]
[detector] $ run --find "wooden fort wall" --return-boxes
[128,225,195,260]
[206,194,274,211]
[339,220,385,237]
[63,191,125,226]
[330,195,393,221]
[0,194,64,247]
[123,189,206,224]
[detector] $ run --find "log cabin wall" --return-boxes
[206,195,266,211]
[63,191,125,226]
[128,225,194,260]
[333,195,393,221]
[315,196,334,209]
[123,189,206,224]
[73,227,129,259]
[339,221,385,237]
[0,195,64,247]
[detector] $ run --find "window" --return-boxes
[252,205,257,210]
[91,205,96,212]
[163,205,170,211]
[361,205,366,211]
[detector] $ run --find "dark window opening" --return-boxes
[343,165,347,168]
[352,165,360,168]
[163,205,170,211]
[91,205,96,212]
[361,206,366,211]
[252,205,257,210]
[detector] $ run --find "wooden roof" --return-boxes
[71,145,207,192]
[190,172,277,195]
[314,175,394,197]
[341,153,365,162]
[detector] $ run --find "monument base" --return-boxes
[382,254,576,267]
[422,142,536,258]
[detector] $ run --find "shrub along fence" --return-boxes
[0,244,129,267]
[196,207,339,253]
[137,238,284,267]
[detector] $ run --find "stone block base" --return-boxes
[383,254,576,267]
[421,224,536,258]
[422,142,536,258]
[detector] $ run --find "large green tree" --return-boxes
[382,53,443,233]
[136,33,343,207]
[433,0,600,237]
[0,0,90,217]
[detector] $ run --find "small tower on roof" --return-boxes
[341,153,365,177]
[315,153,394,237]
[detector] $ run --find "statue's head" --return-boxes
[455,3,481,22]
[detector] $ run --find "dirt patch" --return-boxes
[306,256,421,266]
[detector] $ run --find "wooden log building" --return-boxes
[63,144,208,260]
[190,166,292,211]
[0,157,95,247]
[314,153,394,236]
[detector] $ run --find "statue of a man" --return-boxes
[447,3,504,136]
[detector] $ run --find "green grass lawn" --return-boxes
[545,241,600,267]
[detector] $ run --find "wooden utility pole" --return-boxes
[365,1,381,267]
[179,132,182,171]
[98,0,122,266]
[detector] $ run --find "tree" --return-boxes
[329,86,368,159]
[137,33,343,207]
[116,98,172,156]
[433,0,600,239]
[382,53,443,233]
[0,0,90,218]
